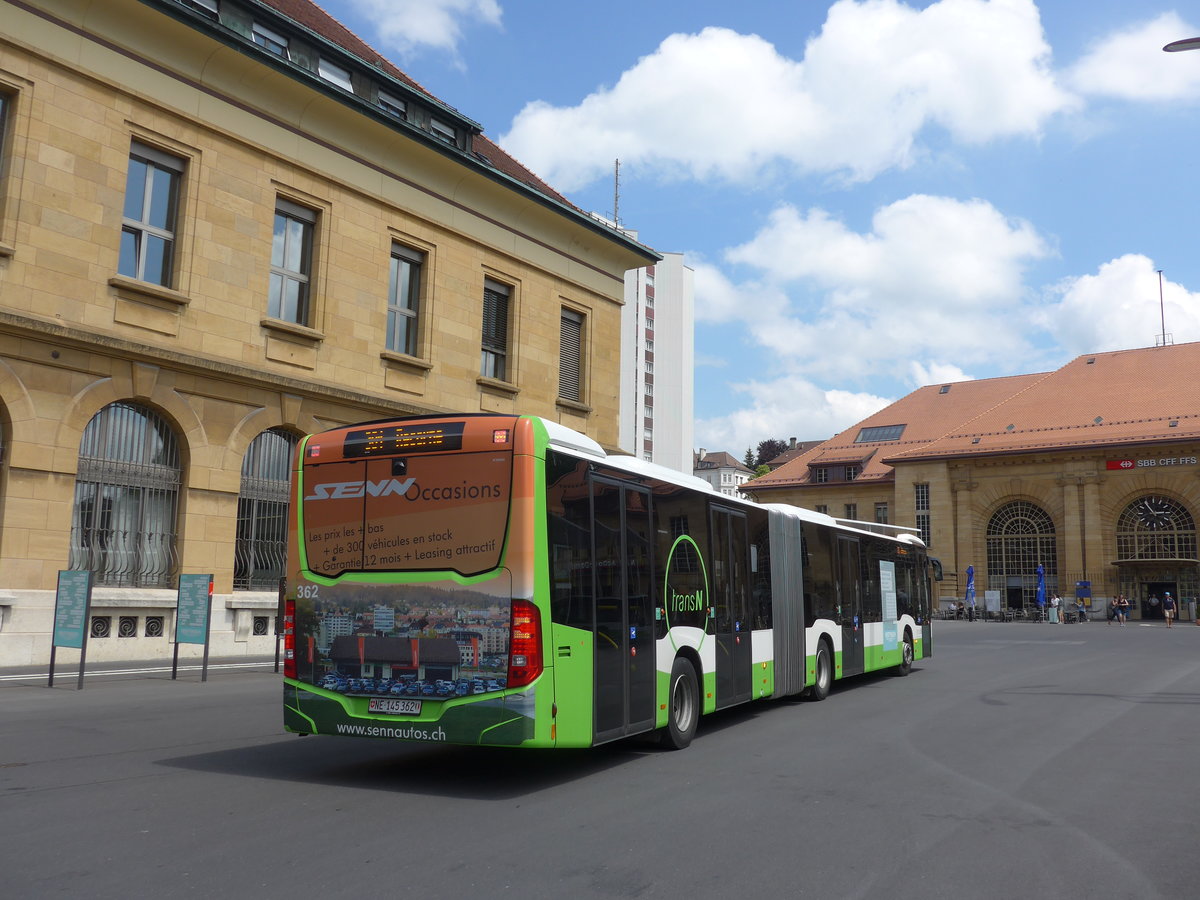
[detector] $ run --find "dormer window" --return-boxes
[180,0,218,17]
[845,465,860,481]
[430,117,457,145]
[318,58,353,92]
[252,23,289,59]
[814,467,829,484]
[379,92,407,120]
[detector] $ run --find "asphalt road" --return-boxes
[3,620,1199,899]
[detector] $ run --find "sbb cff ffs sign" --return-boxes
[1107,457,1198,470]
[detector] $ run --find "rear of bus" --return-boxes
[282,415,549,747]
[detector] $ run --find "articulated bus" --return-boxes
[282,414,937,749]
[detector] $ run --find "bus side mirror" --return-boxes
[929,557,944,582]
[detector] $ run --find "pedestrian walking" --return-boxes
[1163,591,1176,628]
[1117,594,1130,626]
[1107,596,1117,625]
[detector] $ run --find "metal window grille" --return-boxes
[70,402,181,588]
[386,245,423,355]
[234,428,297,590]
[118,616,138,637]
[559,308,584,401]
[119,143,182,287]
[914,482,929,511]
[145,616,164,637]
[481,279,509,380]
[1115,495,1197,561]
[91,616,111,638]
[985,501,1058,607]
[268,200,314,325]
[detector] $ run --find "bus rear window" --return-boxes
[301,450,512,577]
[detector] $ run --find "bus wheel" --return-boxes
[662,657,699,750]
[896,632,914,676]
[808,640,832,701]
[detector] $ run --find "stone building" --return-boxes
[0,0,655,666]
[742,343,1200,621]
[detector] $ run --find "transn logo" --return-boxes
[305,478,415,500]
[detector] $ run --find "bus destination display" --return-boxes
[343,421,465,458]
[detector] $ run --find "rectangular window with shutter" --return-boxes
[119,142,184,287]
[559,307,584,402]
[386,244,423,356]
[481,278,510,380]
[268,199,315,325]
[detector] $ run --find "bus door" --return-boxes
[711,505,753,708]
[591,477,656,743]
[838,536,864,677]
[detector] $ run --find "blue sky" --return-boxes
[318,0,1200,458]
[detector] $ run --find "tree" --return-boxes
[743,448,756,468]
[754,438,790,467]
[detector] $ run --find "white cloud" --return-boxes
[694,376,894,452]
[720,194,1051,382]
[1038,255,1200,355]
[1067,12,1200,102]
[910,361,974,387]
[500,0,1075,191]
[345,0,502,61]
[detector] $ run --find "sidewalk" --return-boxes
[1,654,280,685]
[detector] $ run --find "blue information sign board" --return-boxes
[53,570,91,649]
[176,574,213,645]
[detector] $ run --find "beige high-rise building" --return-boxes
[0,0,655,666]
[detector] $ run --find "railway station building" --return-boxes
[0,0,655,667]
[742,342,1200,622]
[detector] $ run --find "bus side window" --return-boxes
[801,521,837,622]
[751,522,772,629]
[546,452,593,629]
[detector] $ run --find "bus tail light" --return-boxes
[283,597,296,679]
[507,599,542,688]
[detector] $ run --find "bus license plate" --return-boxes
[367,698,422,715]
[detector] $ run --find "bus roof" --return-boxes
[538,417,925,548]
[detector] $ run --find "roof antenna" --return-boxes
[1156,268,1173,347]
[612,158,620,228]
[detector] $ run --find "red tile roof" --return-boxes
[887,342,1200,461]
[749,372,1042,490]
[748,342,1200,492]
[260,0,573,206]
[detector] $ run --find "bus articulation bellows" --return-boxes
[282,414,936,749]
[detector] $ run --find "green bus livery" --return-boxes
[282,414,937,749]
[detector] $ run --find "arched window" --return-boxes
[234,428,298,590]
[986,501,1057,608]
[70,402,181,587]
[1115,495,1197,561]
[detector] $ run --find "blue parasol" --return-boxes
[1035,564,1046,609]
[965,565,976,607]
